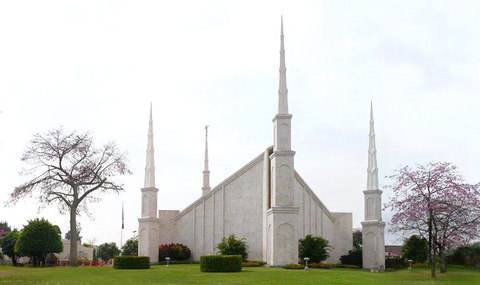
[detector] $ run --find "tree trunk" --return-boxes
[12,254,17,266]
[428,207,436,278]
[69,206,78,267]
[439,249,447,273]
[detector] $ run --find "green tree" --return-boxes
[353,228,362,251]
[298,235,331,263]
[97,242,120,262]
[216,234,248,261]
[14,218,63,267]
[93,248,98,261]
[0,230,19,266]
[121,238,138,256]
[402,235,428,263]
[65,230,82,244]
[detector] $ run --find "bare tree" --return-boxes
[8,128,131,266]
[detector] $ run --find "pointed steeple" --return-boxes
[366,101,379,190]
[278,16,289,115]
[202,125,211,195]
[144,103,155,188]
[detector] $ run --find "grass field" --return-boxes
[1,264,479,284]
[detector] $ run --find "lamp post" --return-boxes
[304,257,310,271]
[408,259,413,269]
[165,257,170,270]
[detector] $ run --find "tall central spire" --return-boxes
[144,103,155,188]
[366,101,379,190]
[278,16,289,115]
[202,125,211,195]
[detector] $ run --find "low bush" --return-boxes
[411,262,428,268]
[158,243,192,261]
[329,263,360,269]
[200,255,242,272]
[340,249,362,267]
[114,256,150,269]
[158,259,198,265]
[242,260,267,267]
[249,260,267,266]
[76,258,90,266]
[242,261,260,267]
[385,257,407,269]
[309,262,331,269]
[46,254,58,266]
[91,260,100,266]
[282,263,304,269]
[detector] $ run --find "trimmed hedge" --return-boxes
[200,255,242,272]
[114,256,150,269]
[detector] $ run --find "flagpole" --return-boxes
[121,202,124,256]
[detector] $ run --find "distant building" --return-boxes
[58,239,95,260]
[385,245,402,258]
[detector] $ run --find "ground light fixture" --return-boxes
[165,257,170,270]
[304,257,310,271]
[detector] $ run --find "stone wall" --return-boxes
[173,152,265,260]
[294,172,352,263]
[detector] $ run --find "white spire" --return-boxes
[278,16,289,115]
[366,101,379,190]
[202,125,211,195]
[144,103,155,188]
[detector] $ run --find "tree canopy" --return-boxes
[385,162,480,276]
[0,230,19,266]
[97,242,120,262]
[402,235,428,263]
[14,218,63,267]
[8,128,130,266]
[121,238,138,256]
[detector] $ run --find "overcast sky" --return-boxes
[1,1,479,247]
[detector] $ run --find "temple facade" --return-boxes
[138,19,383,266]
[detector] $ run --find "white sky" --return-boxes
[1,1,479,247]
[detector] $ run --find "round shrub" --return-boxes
[200,255,242,272]
[114,256,150,269]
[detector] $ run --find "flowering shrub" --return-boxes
[158,243,192,261]
[242,260,267,267]
[282,263,304,269]
[309,262,331,269]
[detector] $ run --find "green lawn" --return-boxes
[1,264,479,284]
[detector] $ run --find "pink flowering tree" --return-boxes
[7,128,131,266]
[384,162,480,277]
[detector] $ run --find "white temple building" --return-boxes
[138,19,384,266]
